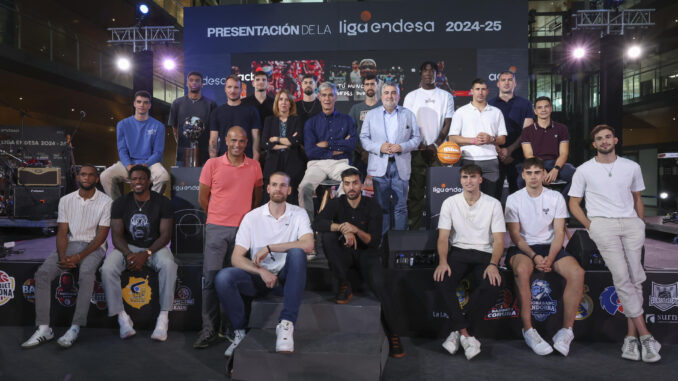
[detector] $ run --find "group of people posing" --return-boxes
[20,61,661,364]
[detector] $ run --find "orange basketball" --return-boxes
[437,142,461,165]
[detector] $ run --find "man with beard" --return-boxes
[242,71,274,127]
[168,71,217,166]
[22,165,112,349]
[295,74,322,127]
[101,165,177,342]
[215,172,313,356]
[569,125,661,363]
[313,168,405,358]
[349,74,382,177]
[194,126,263,349]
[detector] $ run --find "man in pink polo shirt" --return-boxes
[194,126,263,349]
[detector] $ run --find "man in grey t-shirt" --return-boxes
[348,74,381,176]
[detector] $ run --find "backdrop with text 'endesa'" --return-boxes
[183,0,528,112]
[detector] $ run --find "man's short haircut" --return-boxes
[78,163,99,176]
[522,157,545,171]
[301,73,316,82]
[134,90,151,101]
[590,124,616,140]
[498,70,516,80]
[340,167,362,181]
[128,164,151,180]
[534,96,551,106]
[253,70,267,79]
[471,78,487,87]
[362,74,377,84]
[273,89,297,117]
[419,61,438,74]
[381,82,400,96]
[318,82,337,95]
[460,164,483,176]
[187,71,203,81]
[226,74,241,85]
[269,171,291,185]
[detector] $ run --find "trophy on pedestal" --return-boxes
[182,116,205,167]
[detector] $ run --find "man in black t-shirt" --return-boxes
[241,70,274,127]
[295,73,321,127]
[101,165,177,342]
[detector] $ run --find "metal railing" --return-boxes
[623,59,678,104]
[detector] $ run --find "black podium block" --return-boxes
[425,166,461,229]
[170,167,205,255]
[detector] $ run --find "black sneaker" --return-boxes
[389,334,406,358]
[334,282,352,304]
[193,328,219,349]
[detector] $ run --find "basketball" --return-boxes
[437,142,462,165]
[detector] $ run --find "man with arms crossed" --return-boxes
[215,172,313,356]
[505,157,584,356]
[21,165,112,348]
[434,164,504,360]
[569,125,661,362]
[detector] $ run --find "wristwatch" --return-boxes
[146,249,152,256]
[554,165,561,171]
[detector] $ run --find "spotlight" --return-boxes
[572,47,586,59]
[659,192,668,200]
[162,58,176,71]
[138,3,149,15]
[117,57,131,71]
[627,45,642,59]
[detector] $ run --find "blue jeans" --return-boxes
[214,248,307,329]
[517,159,575,199]
[372,161,409,236]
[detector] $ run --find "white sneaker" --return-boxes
[621,336,640,361]
[224,329,247,357]
[151,315,169,342]
[442,331,460,355]
[118,313,136,339]
[523,328,553,356]
[275,320,294,353]
[21,327,54,348]
[57,327,79,348]
[459,335,481,360]
[552,327,574,356]
[640,335,661,363]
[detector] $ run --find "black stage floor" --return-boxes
[0,326,675,381]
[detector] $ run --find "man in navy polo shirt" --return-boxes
[488,71,534,197]
[519,96,575,199]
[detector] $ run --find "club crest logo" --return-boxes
[485,288,520,320]
[575,285,594,320]
[649,282,678,312]
[0,270,16,306]
[600,286,624,315]
[55,272,78,307]
[171,279,195,312]
[531,279,557,322]
[456,279,471,309]
[122,276,152,309]
[90,280,107,310]
[22,278,36,304]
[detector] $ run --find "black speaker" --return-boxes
[566,230,606,270]
[13,186,62,219]
[386,230,438,269]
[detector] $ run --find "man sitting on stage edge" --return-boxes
[505,157,584,356]
[313,168,405,358]
[21,165,112,349]
[434,164,505,360]
[101,90,169,200]
[215,172,313,356]
[101,165,177,342]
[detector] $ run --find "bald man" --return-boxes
[194,126,263,348]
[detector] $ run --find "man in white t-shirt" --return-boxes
[449,78,507,199]
[569,124,661,363]
[433,164,505,360]
[403,61,455,229]
[214,172,314,357]
[505,157,584,357]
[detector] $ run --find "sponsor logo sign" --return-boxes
[122,276,152,309]
[55,272,78,307]
[90,280,107,310]
[171,279,195,312]
[0,270,16,306]
[600,286,624,316]
[22,278,36,303]
[575,285,594,321]
[485,289,520,320]
[456,279,471,309]
[649,282,678,312]
[645,313,678,324]
[531,279,557,322]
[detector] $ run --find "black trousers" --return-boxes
[436,246,503,332]
[321,232,399,334]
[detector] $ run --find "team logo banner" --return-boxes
[55,272,78,307]
[0,270,16,306]
[649,282,678,312]
[485,289,520,321]
[122,276,152,309]
[575,285,594,321]
[171,279,195,312]
[531,279,558,322]
[22,278,36,304]
[90,280,107,311]
[600,286,624,316]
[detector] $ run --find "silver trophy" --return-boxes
[182,116,205,167]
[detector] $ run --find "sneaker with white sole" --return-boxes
[276,320,294,353]
[118,313,136,339]
[21,327,54,348]
[459,335,481,360]
[552,327,574,356]
[442,331,460,355]
[151,315,169,342]
[621,336,640,361]
[57,327,79,348]
[640,335,661,363]
[224,329,246,357]
[523,328,553,356]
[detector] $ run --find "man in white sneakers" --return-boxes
[569,125,661,363]
[505,157,585,356]
[433,164,505,360]
[215,172,314,356]
[21,165,111,349]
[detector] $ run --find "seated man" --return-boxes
[215,172,314,356]
[21,165,112,349]
[101,165,177,341]
[101,90,170,200]
[434,164,504,360]
[313,168,405,359]
[505,157,585,356]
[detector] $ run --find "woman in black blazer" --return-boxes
[261,89,307,204]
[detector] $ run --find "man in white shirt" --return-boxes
[449,78,507,199]
[403,61,455,229]
[569,124,661,363]
[505,157,584,357]
[215,172,314,357]
[433,164,505,360]
[21,165,112,349]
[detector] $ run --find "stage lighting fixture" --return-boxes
[660,192,668,200]
[117,57,131,71]
[572,47,586,59]
[163,58,176,71]
[627,45,642,59]
[138,3,149,15]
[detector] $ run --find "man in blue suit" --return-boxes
[360,83,421,236]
